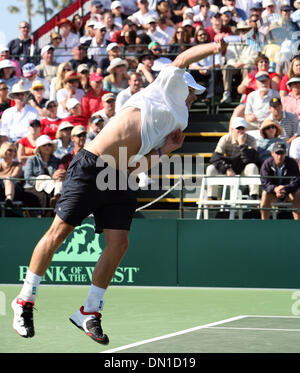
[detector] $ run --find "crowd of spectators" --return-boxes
[0,0,300,219]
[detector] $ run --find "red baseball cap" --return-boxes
[89,73,103,82]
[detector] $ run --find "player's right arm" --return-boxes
[172,38,226,69]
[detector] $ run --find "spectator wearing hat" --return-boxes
[56,18,80,63]
[260,141,300,220]
[222,0,247,22]
[89,0,105,22]
[81,72,110,120]
[220,20,258,104]
[87,22,110,66]
[260,0,281,35]
[69,44,97,74]
[58,125,87,172]
[0,81,39,143]
[23,134,61,217]
[93,93,116,125]
[98,42,121,78]
[132,0,158,28]
[56,71,85,119]
[136,51,159,87]
[0,81,12,121]
[40,101,62,140]
[278,3,299,34]
[206,116,261,200]
[146,16,169,46]
[267,97,299,144]
[205,12,233,43]
[17,119,41,164]
[0,45,22,78]
[35,45,58,84]
[181,19,196,41]
[256,118,286,162]
[279,56,300,98]
[64,98,88,129]
[7,21,39,67]
[0,141,23,208]
[80,19,97,48]
[111,1,125,29]
[281,77,300,121]
[244,71,280,130]
[148,41,172,70]
[115,72,143,112]
[220,6,237,32]
[86,114,105,143]
[103,58,129,94]
[27,80,48,117]
[22,63,50,99]
[53,121,74,159]
[0,59,19,93]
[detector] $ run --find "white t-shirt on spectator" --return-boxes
[245,88,280,123]
[131,9,158,25]
[0,105,39,142]
[147,29,169,47]
[56,88,85,119]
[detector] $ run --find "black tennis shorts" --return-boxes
[55,149,138,233]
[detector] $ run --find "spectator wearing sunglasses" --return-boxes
[256,118,286,162]
[260,141,300,220]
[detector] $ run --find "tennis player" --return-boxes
[12,39,225,344]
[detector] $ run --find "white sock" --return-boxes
[19,270,42,303]
[83,284,106,313]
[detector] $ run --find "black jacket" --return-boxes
[210,144,262,174]
[260,156,300,194]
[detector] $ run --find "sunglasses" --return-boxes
[7,149,16,153]
[0,87,8,91]
[68,79,79,84]
[235,126,245,130]
[76,133,87,138]
[265,125,276,130]
[42,144,53,147]
[275,151,285,155]
[47,104,57,109]
[152,48,162,52]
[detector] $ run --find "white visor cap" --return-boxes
[183,71,206,95]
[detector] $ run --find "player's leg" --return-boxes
[70,229,129,345]
[12,215,74,338]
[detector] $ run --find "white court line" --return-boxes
[101,315,247,353]
[209,327,300,332]
[244,315,300,319]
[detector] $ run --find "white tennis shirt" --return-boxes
[122,65,189,166]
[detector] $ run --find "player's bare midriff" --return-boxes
[85,106,142,169]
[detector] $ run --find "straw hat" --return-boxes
[107,58,128,73]
[260,119,282,138]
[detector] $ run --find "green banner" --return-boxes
[1,218,300,288]
[0,218,177,286]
